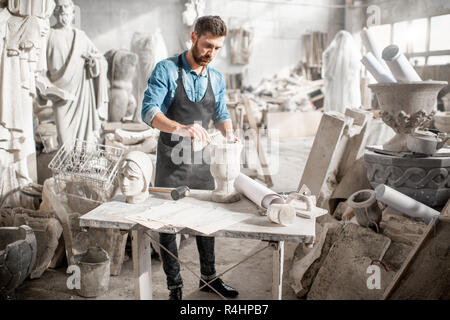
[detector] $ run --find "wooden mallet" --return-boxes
[148,186,190,200]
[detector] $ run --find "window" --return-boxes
[430,14,450,51]
[392,21,408,53]
[364,14,450,66]
[369,24,391,52]
[427,55,450,65]
[409,18,427,53]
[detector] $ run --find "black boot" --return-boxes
[169,288,182,300]
[199,278,239,298]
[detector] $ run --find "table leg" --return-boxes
[131,230,152,300]
[272,240,284,300]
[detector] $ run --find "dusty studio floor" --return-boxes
[14,137,314,300]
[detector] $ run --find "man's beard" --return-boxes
[192,41,212,66]
[58,14,72,27]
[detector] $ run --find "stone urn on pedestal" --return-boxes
[209,142,243,203]
[369,81,448,152]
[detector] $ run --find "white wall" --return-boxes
[73,0,345,86]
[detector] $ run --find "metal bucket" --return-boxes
[72,246,110,298]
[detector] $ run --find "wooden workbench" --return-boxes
[79,190,316,300]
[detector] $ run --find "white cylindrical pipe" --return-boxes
[361,27,383,60]
[375,184,440,224]
[361,27,394,78]
[361,53,397,83]
[382,45,422,82]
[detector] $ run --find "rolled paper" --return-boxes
[361,53,396,83]
[375,184,440,224]
[361,27,394,78]
[234,173,284,209]
[382,45,422,82]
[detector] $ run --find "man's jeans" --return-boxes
[159,233,216,290]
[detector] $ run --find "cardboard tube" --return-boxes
[361,27,394,78]
[375,184,440,224]
[361,53,396,83]
[382,45,422,82]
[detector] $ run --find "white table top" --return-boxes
[79,190,316,243]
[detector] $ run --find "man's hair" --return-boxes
[194,15,227,37]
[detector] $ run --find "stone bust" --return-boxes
[118,151,153,204]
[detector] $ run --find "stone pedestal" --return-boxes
[364,150,450,207]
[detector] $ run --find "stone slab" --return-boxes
[307,223,393,300]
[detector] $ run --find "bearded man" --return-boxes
[141,16,238,300]
[46,0,108,146]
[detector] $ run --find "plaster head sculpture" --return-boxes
[118,151,153,204]
[54,0,75,28]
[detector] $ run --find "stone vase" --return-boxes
[369,81,448,152]
[210,142,243,203]
[347,189,382,231]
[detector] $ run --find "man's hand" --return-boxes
[174,123,209,141]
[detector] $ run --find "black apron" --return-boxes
[154,54,216,190]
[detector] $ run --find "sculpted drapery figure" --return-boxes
[46,0,108,146]
[0,0,54,208]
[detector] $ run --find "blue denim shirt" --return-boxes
[141,51,230,127]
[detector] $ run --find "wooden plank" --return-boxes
[242,97,274,187]
[132,230,152,300]
[272,241,284,300]
[45,188,74,265]
[266,111,323,138]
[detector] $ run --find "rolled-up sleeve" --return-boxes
[213,73,231,126]
[141,61,169,127]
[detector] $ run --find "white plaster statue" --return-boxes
[104,49,138,122]
[0,0,55,208]
[46,0,108,146]
[118,151,153,204]
[209,141,243,203]
[181,0,205,49]
[322,30,361,114]
[130,30,168,122]
[230,25,254,65]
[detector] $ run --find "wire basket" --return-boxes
[48,139,125,203]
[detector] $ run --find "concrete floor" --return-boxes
[14,137,314,300]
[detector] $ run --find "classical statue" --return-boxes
[0,0,55,208]
[46,0,108,146]
[322,30,361,114]
[118,151,153,204]
[130,30,167,122]
[104,49,138,122]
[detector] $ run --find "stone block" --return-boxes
[307,223,393,300]
[0,225,37,296]
[289,217,343,298]
[11,208,63,279]
[299,109,373,212]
